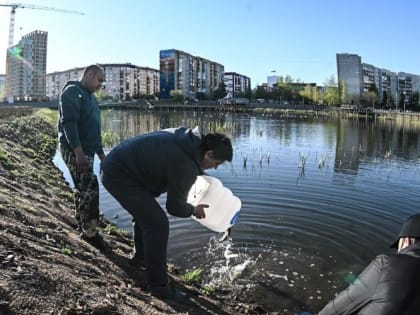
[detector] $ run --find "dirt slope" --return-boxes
[0,108,263,315]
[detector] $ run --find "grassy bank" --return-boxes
[0,108,262,315]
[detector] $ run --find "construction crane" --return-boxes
[0,3,84,47]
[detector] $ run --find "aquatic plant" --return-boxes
[298,153,307,169]
[318,154,327,169]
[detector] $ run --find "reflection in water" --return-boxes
[334,118,420,175]
[55,109,420,314]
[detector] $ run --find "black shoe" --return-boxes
[82,234,110,252]
[148,283,188,301]
[128,254,147,271]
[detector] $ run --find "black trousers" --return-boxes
[101,172,169,286]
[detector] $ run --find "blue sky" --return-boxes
[0,0,419,87]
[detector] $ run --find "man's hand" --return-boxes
[98,152,106,162]
[192,204,209,219]
[74,146,89,173]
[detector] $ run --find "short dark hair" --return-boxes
[200,133,233,162]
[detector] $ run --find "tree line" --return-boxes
[93,75,420,112]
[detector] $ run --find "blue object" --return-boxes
[230,210,241,225]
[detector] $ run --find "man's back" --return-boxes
[318,243,420,315]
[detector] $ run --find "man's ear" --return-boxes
[205,150,214,159]
[399,237,415,252]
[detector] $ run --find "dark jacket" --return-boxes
[318,242,420,315]
[58,81,104,157]
[101,127,203,218]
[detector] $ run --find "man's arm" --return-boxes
[165,161,199,218]
[60,88,82,150]
[318,256,385,315]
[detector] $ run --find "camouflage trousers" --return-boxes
[60,146,99,238]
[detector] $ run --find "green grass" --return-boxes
[104,223,126,236]
[62,247,73,255]
[0,150,9,164]
[180,269,202,283]
[201,285,216,295]
[102,131,120,147]
[35,108,58,124]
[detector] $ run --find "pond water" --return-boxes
[54,109,420,314]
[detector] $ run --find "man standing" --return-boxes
[101,127,233,299]
[318,213,420,314]
[58,64,106,249]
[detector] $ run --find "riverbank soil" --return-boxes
[0,108,264,315]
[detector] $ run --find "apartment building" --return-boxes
[46,63,159,101]
[5,30,48,101]
[0,74,5,99]
[337,53,420,105]
[159,49,224,99]
[46,67,83,100]
[224,72,251,98]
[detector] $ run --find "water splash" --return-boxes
[204,236,255,287]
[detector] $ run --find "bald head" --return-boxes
[80,64,104,93]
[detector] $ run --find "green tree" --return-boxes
[323,76,340,106]
[94,89,112,102]
[299,85,320,104]
[284,75,294,83]
[278,82,293,103]
[398,91,405,111]
[338,80,347,104]
[254,86,269,100]
[411,92,419,111]
[211,82,227,100]
[365,83,379,109]
[386,91,394,109]
[170,90,184,102]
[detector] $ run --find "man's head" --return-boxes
[200,133,233,170]
[390,214,420,252]
[80,64,105,94]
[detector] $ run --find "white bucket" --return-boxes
[187,175,241,232]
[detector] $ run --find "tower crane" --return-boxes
[0,3,84,48]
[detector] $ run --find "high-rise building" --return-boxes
[224,72,251,98]
[159,49,224,100]
[0,74,6,100]
[337,53,420,106]
[336,53,363,103]
[6,30,48,101]
[46,63,159,101]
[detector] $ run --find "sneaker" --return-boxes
[148,283,188,301]
[128,254,147,271]
[82,233,110,252]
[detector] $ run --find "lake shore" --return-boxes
[0,108,264,315]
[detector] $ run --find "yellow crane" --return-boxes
[0,3,84,47]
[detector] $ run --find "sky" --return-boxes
[0,0,419,87]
